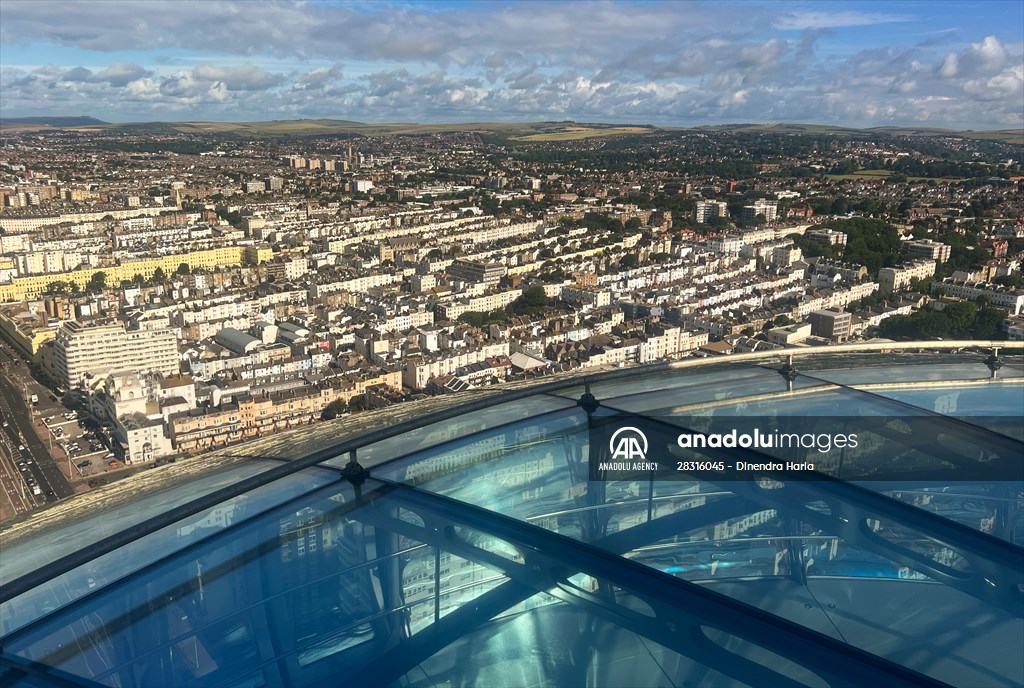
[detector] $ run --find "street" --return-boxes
[0,346,74,518]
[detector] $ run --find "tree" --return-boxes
[774,314,794,326]
[132,273,145,285]
[458,312,486,328]
[152,267,166,283]
[508,285,549,316]
[320,398,348,420]
[87,271,107,293]
[620,254,639,269]
[625,217,643,231]
[45,281,70,295]
[973,305,1008,339]
[176,263,191,276]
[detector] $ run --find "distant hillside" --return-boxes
[0,116,108,127]
[0,117,1019,145]
[695,123,867,136]
[695,122,1022,145]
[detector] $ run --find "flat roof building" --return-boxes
[808,308,852,342]
[54,320,179,387]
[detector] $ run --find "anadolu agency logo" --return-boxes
[609,426,648,461]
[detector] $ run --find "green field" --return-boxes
[513,126,653,142]
[830,169,967,183]
[829,169,891,180]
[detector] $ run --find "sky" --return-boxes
[1,0,1022,129]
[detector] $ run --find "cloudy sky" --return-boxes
[1,0,1022,128]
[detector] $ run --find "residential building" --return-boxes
[741,200,778,224]
[766,323,812,346]
[446,259,507,287]
[808,309,852,342]
[54,321,180,387]
[695,201,728,224]
[902,239,951,263]
[805,228,847,245]
[934,279,1024,315]
[878,260,936,294]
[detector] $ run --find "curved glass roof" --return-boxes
[1,346,1022,688]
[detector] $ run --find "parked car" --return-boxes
[77,460,92,468]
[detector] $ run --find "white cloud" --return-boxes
[0,2,1020,128]
[191,64,284,91]
[94,61,151,86]
[775,10,913,30]
[939,53,959,77]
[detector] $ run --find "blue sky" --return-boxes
[1,0,1021,128]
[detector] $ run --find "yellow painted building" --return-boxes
[0,306,55,357]
[0,246,269,301]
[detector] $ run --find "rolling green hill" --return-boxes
[1,117,1020,145]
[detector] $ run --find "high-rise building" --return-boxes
[695,200,728,224]
[742,199,778,224]
[54,321,179,387]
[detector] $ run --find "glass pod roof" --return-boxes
[1,347,1022,688]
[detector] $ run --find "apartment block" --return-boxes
[741,199,778,224]
[902,239,951,263]
[446,259,507,287]
[879,260,936,294]
[805,228,847,245]
[55,321,179,386]
[695,201,728,224]
[808,309,852,342]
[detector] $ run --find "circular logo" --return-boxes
[609,426,648,460]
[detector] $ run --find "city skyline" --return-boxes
[1,0,1022,129]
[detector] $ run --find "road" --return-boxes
[0,347,74,507]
